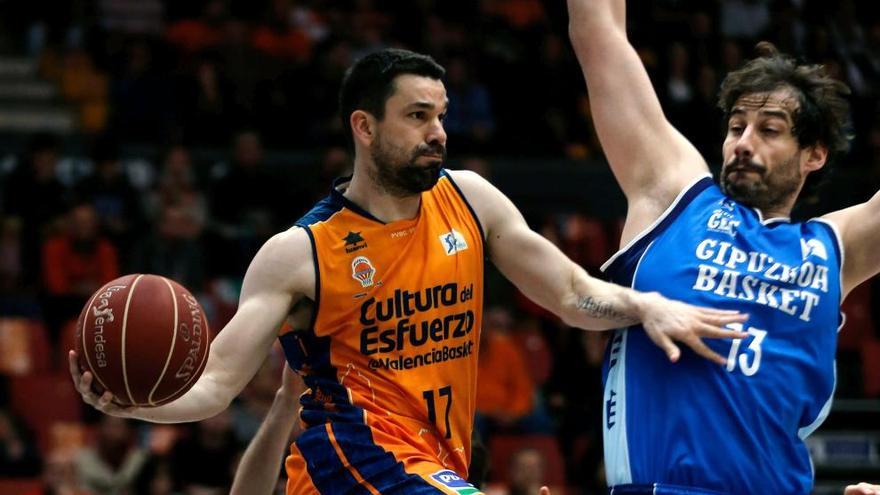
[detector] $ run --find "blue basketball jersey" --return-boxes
[601,175,843,494]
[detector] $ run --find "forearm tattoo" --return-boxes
[576,296,636,323]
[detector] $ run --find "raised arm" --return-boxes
[823,190,880,297]
[69,227,315,422]
[450,170,746,363]
[567,0,709,235]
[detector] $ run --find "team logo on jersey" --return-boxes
[439,229,468,255]
[351,256,376,288]
[343,231,368,253]
[707,209,740,237]
[801,238,828,261]
[430,470,481,495]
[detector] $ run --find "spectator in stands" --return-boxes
[42,202,119,338]
[207,130,284,275]
[76,137,144,260]
[110,40,171,142]
[165,0,226,56]
[0,408,41,477]
[3,133,68,289]
[131,204,205,293]
[443,56,495,150]
[168,411,240,494]
[132,455,177,495]
[28,451,90,495]
[75,415,147,495]
[147,145,206,227]
[0,217,23,294]
[175,56,238,146]
[251,0,311,62]
[476,307,535,435]
[507,447,546,495]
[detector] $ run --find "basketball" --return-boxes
[75,274,211,407]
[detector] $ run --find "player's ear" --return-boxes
[350,110,375,146]
[802,143,828,173]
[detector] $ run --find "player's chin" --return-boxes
[416,156,444,168]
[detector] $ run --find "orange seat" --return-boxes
[0,318,52,375]
[488,434,566,487]
[0,478,43,495]
[10,373,83,454]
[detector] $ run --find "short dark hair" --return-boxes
[338,48,445,146]
[718,42,852,196]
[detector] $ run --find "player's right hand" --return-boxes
[68,350,135,417]
[636,292,748,365]
[845,483,880,495]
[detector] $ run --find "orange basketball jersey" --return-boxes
[280,170,485,494]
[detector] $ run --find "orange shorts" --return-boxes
[285,421,484,495]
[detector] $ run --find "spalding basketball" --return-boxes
[75,274,211,407]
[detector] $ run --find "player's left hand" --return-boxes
[636,292,748,365]
[845,483,880,495]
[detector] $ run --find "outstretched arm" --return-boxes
[823,190,880,297]
[567,0,709,240]
[231,364,306,495]
[451,170,746,363]
[844,483,880,495]
[69,228,315,422]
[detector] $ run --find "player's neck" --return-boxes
[754,193,797,221]
[345,171,422,223]
[756,206,793,221]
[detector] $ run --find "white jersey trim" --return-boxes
[810,217,846,298]
[601,174,712,273]
[604,240,655,486]
[798,365,837,440]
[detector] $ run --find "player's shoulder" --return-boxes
[444,168,488,191]
[443,169,505,210]
[249,227,315,294]
[261,227,312,263]
[442,169,507,231]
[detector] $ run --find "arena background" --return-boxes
[0,1,878,494]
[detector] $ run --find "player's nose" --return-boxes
[734,126,756,159]
[426,118,447,147]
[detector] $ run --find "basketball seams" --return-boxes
[120,274,145,406]
[79,273,209,408]
[148,276,180,406]
[152,285,210,404]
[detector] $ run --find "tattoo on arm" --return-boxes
[576,296,636,323]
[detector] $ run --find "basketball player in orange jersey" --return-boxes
[70,48,749,494]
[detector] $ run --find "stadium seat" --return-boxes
[0,318,51,375]
[0,478,43,495]
[9,373,82,454]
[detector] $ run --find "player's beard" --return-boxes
[720,153,802,212]
[369,132,445,197]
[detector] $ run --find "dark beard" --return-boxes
[719,156,801,212]
[370,136,445,197]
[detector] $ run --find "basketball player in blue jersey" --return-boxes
[567,0,880,493]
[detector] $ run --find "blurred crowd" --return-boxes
[1,0,880,494]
